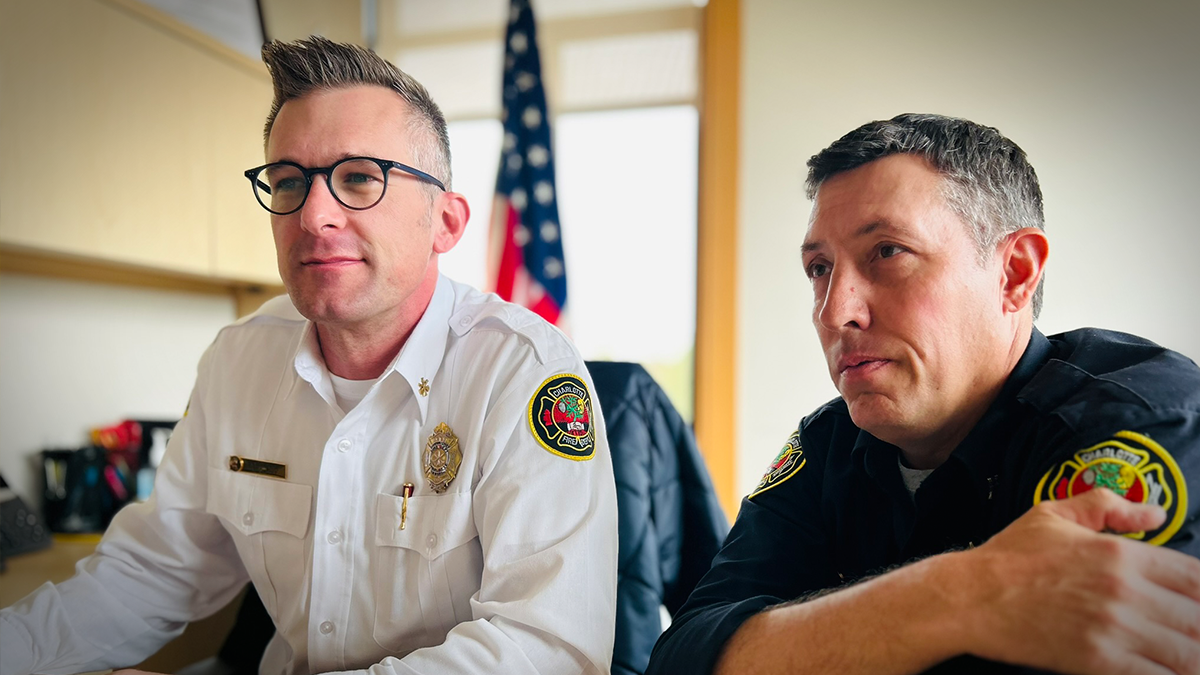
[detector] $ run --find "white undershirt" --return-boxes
[329,373,378,413]
[897,457,935,498]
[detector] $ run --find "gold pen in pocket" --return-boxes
[400,482,414,530]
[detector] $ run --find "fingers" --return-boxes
[1137,544,1200,605]
[1071,536,1200,675]
[1129,573,1200,642]
[965,499,1200,675]
[1092,646,1178,675]
[1149,628,1200,675]
[1040,488,1167,534]
[1122,608,1200,675]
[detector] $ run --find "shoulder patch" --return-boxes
[750,429,806,499]
[1034,430,1187,546]
[528,374,595,461]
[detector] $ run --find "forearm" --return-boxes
[714,552,973,675]
[353,615,604,675]
[0,574,179,675]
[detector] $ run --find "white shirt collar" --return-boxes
[291,274,454,423]
[390,274,454,422]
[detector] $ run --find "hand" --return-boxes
[954,488,1200,674]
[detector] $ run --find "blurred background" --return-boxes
[1,0,1198,531]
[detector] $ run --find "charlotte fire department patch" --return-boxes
[750,430,806,499]
[528,374,595,461]
[1034,430,1188,546]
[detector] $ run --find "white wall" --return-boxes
[737,0,1200,497]
[0,274,236,505]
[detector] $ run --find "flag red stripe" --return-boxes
[495,201,523,301]
[529,295,561,325]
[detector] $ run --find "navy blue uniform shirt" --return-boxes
[647,328,1200,674]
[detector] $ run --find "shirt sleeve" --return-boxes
[646,425,837,675]
[1153,414,1200,555]
[1023,408,1200,558]
[347,352,619,675]
[0,348,250,675]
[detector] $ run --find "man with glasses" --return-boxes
[647,114,1200,675]
[1,37,618,675]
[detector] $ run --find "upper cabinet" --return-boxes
[0,0,280,285]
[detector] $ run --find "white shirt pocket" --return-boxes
[206,467,312,616]
[372,491,482,652]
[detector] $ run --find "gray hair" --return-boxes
[806,113,1045,318]
[261,36,451,193]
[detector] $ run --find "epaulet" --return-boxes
[801,397,850,430]
[447,286,570,365]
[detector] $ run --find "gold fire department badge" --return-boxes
[423,423,462,493]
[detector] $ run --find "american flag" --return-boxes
[488,0,567,325]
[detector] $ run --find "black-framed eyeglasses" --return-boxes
[243,156,446,215]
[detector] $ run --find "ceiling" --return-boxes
[139,0,704,118]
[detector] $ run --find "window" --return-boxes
[256,0,705,417]
[441,104,697,417]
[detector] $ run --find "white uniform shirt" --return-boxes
[1,275,618,675]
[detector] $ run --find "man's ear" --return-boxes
[432,191,470,255]
[999,227,1049,314]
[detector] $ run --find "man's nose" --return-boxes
[816,267,870,332]
[298,174,346,234]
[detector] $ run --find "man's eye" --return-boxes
[338,173,381,194]
[274,178,304,193]
[806,262,830,279]
[343,172,373,184]
[879,244,903,259]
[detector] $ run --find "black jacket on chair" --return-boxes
[586,361,730,675]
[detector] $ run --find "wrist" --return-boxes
[922,548,989,660]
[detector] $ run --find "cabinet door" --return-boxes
[206,66,281,285]
[0,0,277,283]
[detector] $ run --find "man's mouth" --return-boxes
[301,256,363,266]
[837,354,890,374]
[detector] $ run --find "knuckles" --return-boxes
[1182,557,1200,601]
[1088,569,1133,604]
[1089,535,1128,562]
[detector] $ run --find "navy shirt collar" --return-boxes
[852,328,1054,498]
[950,328,1053,477]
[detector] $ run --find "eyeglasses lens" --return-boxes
[256,164,306,214]
[253,159,389,214]
[330,159,387,209]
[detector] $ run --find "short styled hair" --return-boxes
[260,36,452,191]
[806,113,1045,318]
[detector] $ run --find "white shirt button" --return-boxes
[242,512,254,527]
[459,316,472,327]
[319,621,334,635]
[327,531,342,544]
[426,533,438,548]
[336,439,351,453]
